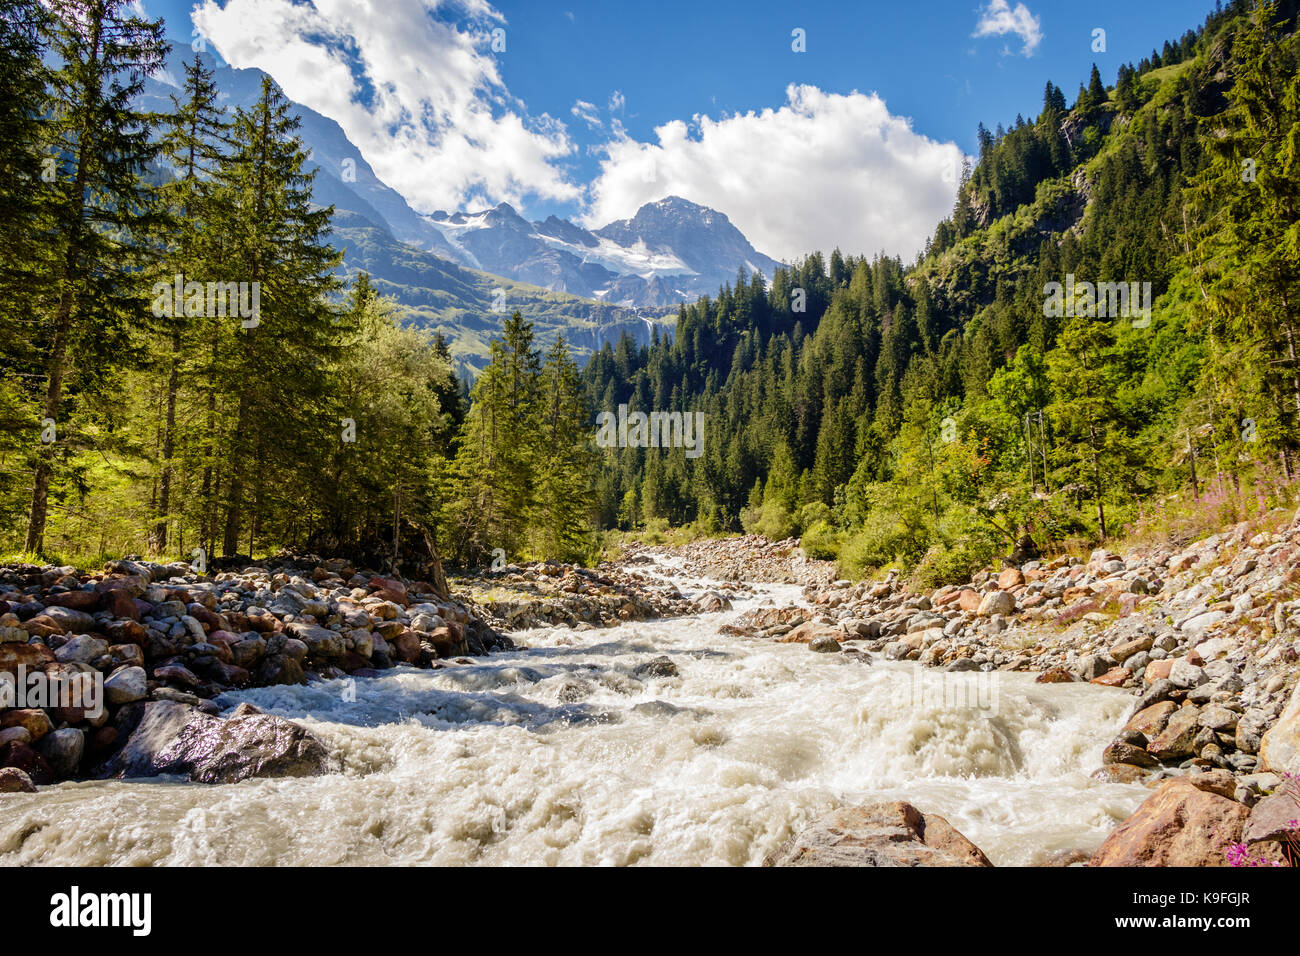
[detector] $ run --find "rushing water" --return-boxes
[0,562,1150,866]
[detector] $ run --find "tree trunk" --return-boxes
[25,290,73,553]
[150,334,181,553]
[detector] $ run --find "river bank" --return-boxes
[0,526,1296,866]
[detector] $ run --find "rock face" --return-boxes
[766,802,993,867]
[101,700,329,784]
[1260,682,1300,776]
[1089,778,1250,867]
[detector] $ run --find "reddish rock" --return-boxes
[1144,659,1174,684]
[0,641,54,678]
[1035,667,1078,684]
[85,725,119,760]
[371,588,408,607]
[1091,667,1131,687]
[0,709,53,742]
[1090,778,1250,867]
[1125,701,1178,737]
[766,802,993,867]
[1146,705,1204,761]
[997,568,1025,589]
[957,589,981,613]
[245,612,278,633]
[104,588,140,620]
[369,576,407,596]
[0,740,55,786]
[46,590,103,612]
[391,630,421,664]
[103,618,147,646]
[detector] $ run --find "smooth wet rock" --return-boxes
[766,802,992,867]
[633,656,679,679]
[809,633,842,653]
[0,766,36,793]
[101,700,329,784]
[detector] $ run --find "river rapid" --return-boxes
[0,559,1150,866]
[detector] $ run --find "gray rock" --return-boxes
[36,727,84,778]
[54,634,108,664]
[104,665,148,704]
[633,656,679,679]
[40,605,95,632]
[100,700,329,784]
[809,634,842,653]
[977,591,1015,617]
[1168,658,1208,689]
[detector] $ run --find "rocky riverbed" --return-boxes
[707,513,1300,866]
[1,525,1296,866]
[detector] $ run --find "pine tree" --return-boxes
[207,75,342,557]
[149,54,229,553]
[24,0,166,553]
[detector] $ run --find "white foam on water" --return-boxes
[0,574,1149,866]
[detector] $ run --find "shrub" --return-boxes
[800,520,840,560]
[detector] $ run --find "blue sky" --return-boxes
[142,0,1221,260]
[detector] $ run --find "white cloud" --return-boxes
[191,0,580,213]
[609,90,625,114]
[973,0,1043,57]
[571,99,601,129]
[583,84,965,263]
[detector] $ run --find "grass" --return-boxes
[0,549,121,573]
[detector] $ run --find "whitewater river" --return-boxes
[0,563,1150,866]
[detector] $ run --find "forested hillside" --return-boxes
[0,0,597,571]
[585,0,1300,583]
[4,0,1300,585]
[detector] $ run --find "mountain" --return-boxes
[137,46,672,373]
[423,196,782,308]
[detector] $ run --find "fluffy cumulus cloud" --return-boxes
[583,85,965,263]
[191,0,580,212]
[973,0,1043,57]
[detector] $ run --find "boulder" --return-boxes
[1090,778,1249,867]
[766,802,992,867]
[54,634,108,664]
[1260,682,1300,776]
[103,665,148,704]
[0,766,36,793]
[0,642,54,678]
[977,591,1016,617]
[1124,701,1177,738]
[633,656,679,679]
[1242,778,1300,846]
[0,708,53,742]
[693,591,732,613]
[808,633,842,653]
[1146,705,1202,762]
[36,727,84,778]
[0,740,55,786]
[100,700,328,784]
